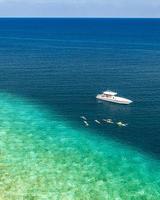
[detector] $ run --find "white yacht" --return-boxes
[96,90,132,105]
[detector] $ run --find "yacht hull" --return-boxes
[96,94,132,105]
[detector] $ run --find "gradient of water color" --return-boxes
[0,18,160,199]
[0,92,160,199]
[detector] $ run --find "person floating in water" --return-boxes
[103,119,114,124]
[94,120,101,124]
[80,116,87,120]
[117,122,128,127]
[84,121,89,126]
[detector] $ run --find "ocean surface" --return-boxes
[0,18,160,199]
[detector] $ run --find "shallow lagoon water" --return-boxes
[0,18,160,157]
[0,92,160,200]
[0,18,160,199]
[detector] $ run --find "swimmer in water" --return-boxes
[104,119,114,124]
[80,116,87,120]
[117,122,128,127]
[84,121,89,126]
[94,120,101,124]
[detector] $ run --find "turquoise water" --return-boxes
[0,18,160,199]
[0,92,160,199]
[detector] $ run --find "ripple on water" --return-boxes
[0,92,160,200]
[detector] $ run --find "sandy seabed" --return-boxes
[0,92,160,200]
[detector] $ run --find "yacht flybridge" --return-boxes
[96,90,132,105]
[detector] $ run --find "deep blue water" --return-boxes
[0,18,160,158]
